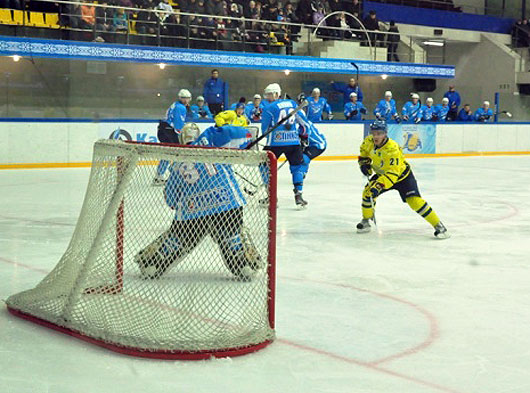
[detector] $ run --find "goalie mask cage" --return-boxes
[6,140,277,360]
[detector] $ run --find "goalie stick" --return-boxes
[246,100,309,150]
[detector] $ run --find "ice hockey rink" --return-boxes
[1,155,529,393]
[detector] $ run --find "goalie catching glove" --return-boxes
[358,156,373,177]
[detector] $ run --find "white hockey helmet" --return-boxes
[426,97,434,103]
[253,94,261,99]
[312,87,321,95]
[349,92,357,98]
[197,95,205,102]
[384,90,392,97]
[179,123,200,145]
[411,93,420,99]
[178,89,192,99]
[483,100,490,107]
[264,83,281,99]
[442,97,449,103]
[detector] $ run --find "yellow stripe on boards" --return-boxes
[2,151,530,170]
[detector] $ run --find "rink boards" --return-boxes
[1,120,530,168]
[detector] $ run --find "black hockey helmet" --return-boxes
[297,92,306,104]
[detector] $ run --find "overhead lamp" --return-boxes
[284,70,291,76]
[158,63,166,70]
[12,55,20,62]
[381,74,388,80]
[422,41,444,47]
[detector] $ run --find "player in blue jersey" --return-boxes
[474,101,493,122]
[245,94,265,122]
[190,95,213,120]
[458,104,474,121]
[401,93,422,123]
[154,88,192,186]
[374,91,401,122]
[434,97,450,122]
[344,92,367,121]
[135,123,263,281]
[261,83,309,208]
[306,88,332,122]
[419,97,435,122]
[299,117,327,178]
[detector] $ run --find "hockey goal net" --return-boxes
[7,140,276,359]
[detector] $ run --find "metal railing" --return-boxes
[0,0,466,64]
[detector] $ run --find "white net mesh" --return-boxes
[7,140,275,356]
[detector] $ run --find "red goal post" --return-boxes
[7,140,277,360]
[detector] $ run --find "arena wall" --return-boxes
[0,121,529,168]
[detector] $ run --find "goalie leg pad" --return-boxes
[134,231,183,279]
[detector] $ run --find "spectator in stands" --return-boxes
[511,20,527,48]
[330,77,363,105]
[206,0,224,15]
[434,97,450,122]
[113,8,129,34]
[245,0,260,19]
[1,0,22,10]
[327,0,343,38]
[80,1,96,31]
[59,2,81,29]
[458,104,473,121]
[191,95,213,119]
[247,21,268,53]
[136,1,158,45]
[443,85,461,121]
[374,90,399,122]
[295,0,314,25]
[386,20,400,62]
[306,88,332,122]
[474,101,493,122]
[363,10,381,46]
[95,1,116,43]
[343,0,362,16]
[344,92,366,120]
[203,69,229,115]
[262,0,279,21]
[420,97,435,122]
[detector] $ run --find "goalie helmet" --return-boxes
[264,83,281,99]
[369,120,387,133]
[179,123,200,145]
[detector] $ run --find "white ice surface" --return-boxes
[1,156,530,393]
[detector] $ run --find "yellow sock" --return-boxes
[361,189,376,219]
[406,196,440,227]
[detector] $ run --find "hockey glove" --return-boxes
[414,116,421,124]
[368,179,385,198]
[393,114,402,124]
[360,108,367,114]
[352,109,358,116]
[432,114,439,122]
[358,157,372,177]
[403,115,409,122]
[328,113,334,120]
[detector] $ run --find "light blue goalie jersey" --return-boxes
[261,99,309,147]
[164,125,253,220]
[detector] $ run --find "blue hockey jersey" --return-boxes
[306,97,331,122]
[420,105,435,121]
[374,99,397,121]
[245,102,265,122]
[164,125,253,220]
[344,101,367,120]
[434,105,450,122]
[166,101,188,131]
[261,99,309,147]
[474,107,493,122]
[190,104,213,120]
[402,101,422,123]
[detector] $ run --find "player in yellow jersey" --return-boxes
[214,103,249,127]
[356,120,449,238]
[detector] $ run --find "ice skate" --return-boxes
[356,218,371,233]
[294,190,308,209]
[434,222,450,239]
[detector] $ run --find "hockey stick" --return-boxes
[234,171,261,196]
[350,62,360,82]
[366,175,377,227]
[246,100,309,150]
[278,160,288,171]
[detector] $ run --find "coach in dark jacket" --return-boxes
[203,69,229,116]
